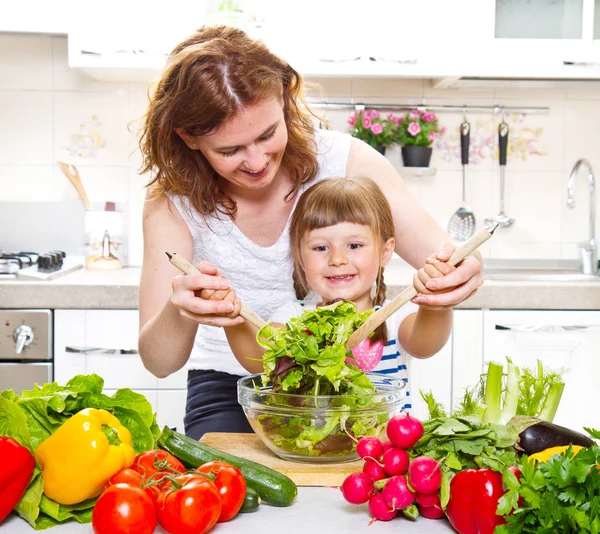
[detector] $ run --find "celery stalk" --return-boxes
[500,361,520,425]
[482,362,503,425]
[538,381,565,422]
[482,360,520,425]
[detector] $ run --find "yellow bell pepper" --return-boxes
[529,445,584,463]
[35,408,135,505]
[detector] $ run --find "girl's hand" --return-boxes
[412,241,483,310]
[170,261,245,327]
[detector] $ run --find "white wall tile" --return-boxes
[0,34,52,90]
[565,100,600,170]
[0,91,53,165]
[53,91,130,166]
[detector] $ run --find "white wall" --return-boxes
[0,33,598,265]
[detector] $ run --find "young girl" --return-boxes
[222,176,454,410]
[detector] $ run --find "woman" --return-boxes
[137,25,483,439]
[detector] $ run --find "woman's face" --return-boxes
[182,96,288,193]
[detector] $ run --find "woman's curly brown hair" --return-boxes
[138,25,324,218]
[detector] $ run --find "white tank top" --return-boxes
[168,129,353,375]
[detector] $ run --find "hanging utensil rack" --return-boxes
[307,102,549,115]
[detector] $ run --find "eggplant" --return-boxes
[508,415,595,455]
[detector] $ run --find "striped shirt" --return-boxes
[269,300,419,412]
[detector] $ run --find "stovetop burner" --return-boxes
[0,250,82,280]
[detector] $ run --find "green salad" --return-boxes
[252,301,394,457]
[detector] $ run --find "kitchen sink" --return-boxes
[483,259,600,283]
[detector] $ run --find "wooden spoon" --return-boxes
[346,224,498,351]
[57,161,93,211]
[166,252,267,330]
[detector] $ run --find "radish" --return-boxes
[368,493,397,523]
[419,504,445,520]
[381,475,415,511]
[381,440,393,454]
[382,447,410,476]
[386,413,424,449]
[362,459,387,481]
[415,492,440,507]
[340,472,375,505]
[408,456,442,494]
[356,436,383,461]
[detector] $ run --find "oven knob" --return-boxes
[13,325,34,354]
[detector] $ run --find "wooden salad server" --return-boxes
[166,252,267,330]
[346,223,498,351]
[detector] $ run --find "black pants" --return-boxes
[184,369,253,440]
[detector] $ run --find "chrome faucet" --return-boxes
[567,159,598,275]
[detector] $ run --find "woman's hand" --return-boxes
[170,261,245,327]
[412,242,483,310]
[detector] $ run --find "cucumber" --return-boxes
[240,487,261,512]
[157,426,297,507]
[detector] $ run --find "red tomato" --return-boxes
[196,461,247,522]
[92,483,157,534]
[105,468,160,504]
[132,449,185,486]
[157,475,221,534]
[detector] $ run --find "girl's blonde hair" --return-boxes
[290,176,395,343]
[138,25,323,219]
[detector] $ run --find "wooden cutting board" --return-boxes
[199,432,364,486]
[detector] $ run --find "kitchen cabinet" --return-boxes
[481,310,600,433]
[409,324,454,421]
[54,309,188,432]
[443,0,600,83]
[0,1,72,34]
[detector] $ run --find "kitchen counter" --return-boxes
[0,487,454,533]
[1,265,599,310]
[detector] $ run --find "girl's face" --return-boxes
[177,96,288,194]
[300,222,395,311]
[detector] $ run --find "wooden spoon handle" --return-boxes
[346,224,497,350]
[57,161,93,210]
[166,252,267,330]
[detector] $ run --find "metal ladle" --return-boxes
[485,121,515,228]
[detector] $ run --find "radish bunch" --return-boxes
[340,414,445,523]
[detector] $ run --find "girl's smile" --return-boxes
[300,222,394,311]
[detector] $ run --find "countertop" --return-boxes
[0,487,454,533]
[1,264,599,310]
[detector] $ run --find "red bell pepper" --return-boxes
[0,436,35,524]
[445,467,520,534]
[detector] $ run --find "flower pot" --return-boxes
[374,145,387,156]
[401,146,432,167]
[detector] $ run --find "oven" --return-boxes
[0,310,53,394]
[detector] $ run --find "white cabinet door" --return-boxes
[84,310,157,390]
[409,334,453,421]
[156,390,188,434]
[483,310,600,433]
[54,310,87,385]
[0,0,72,34]
[54,309,189,431]
[451,310,485,412]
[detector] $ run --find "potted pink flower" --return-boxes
[347,110,401,155]
[395,109,441,167]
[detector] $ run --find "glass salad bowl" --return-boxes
[237,373,406,463]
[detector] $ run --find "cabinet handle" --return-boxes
[494,324,590,332]
[65,346,139,354]
[563,60,600,67]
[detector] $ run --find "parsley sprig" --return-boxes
[496,444,600,533]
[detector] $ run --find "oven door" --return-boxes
[0,363,53,395]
